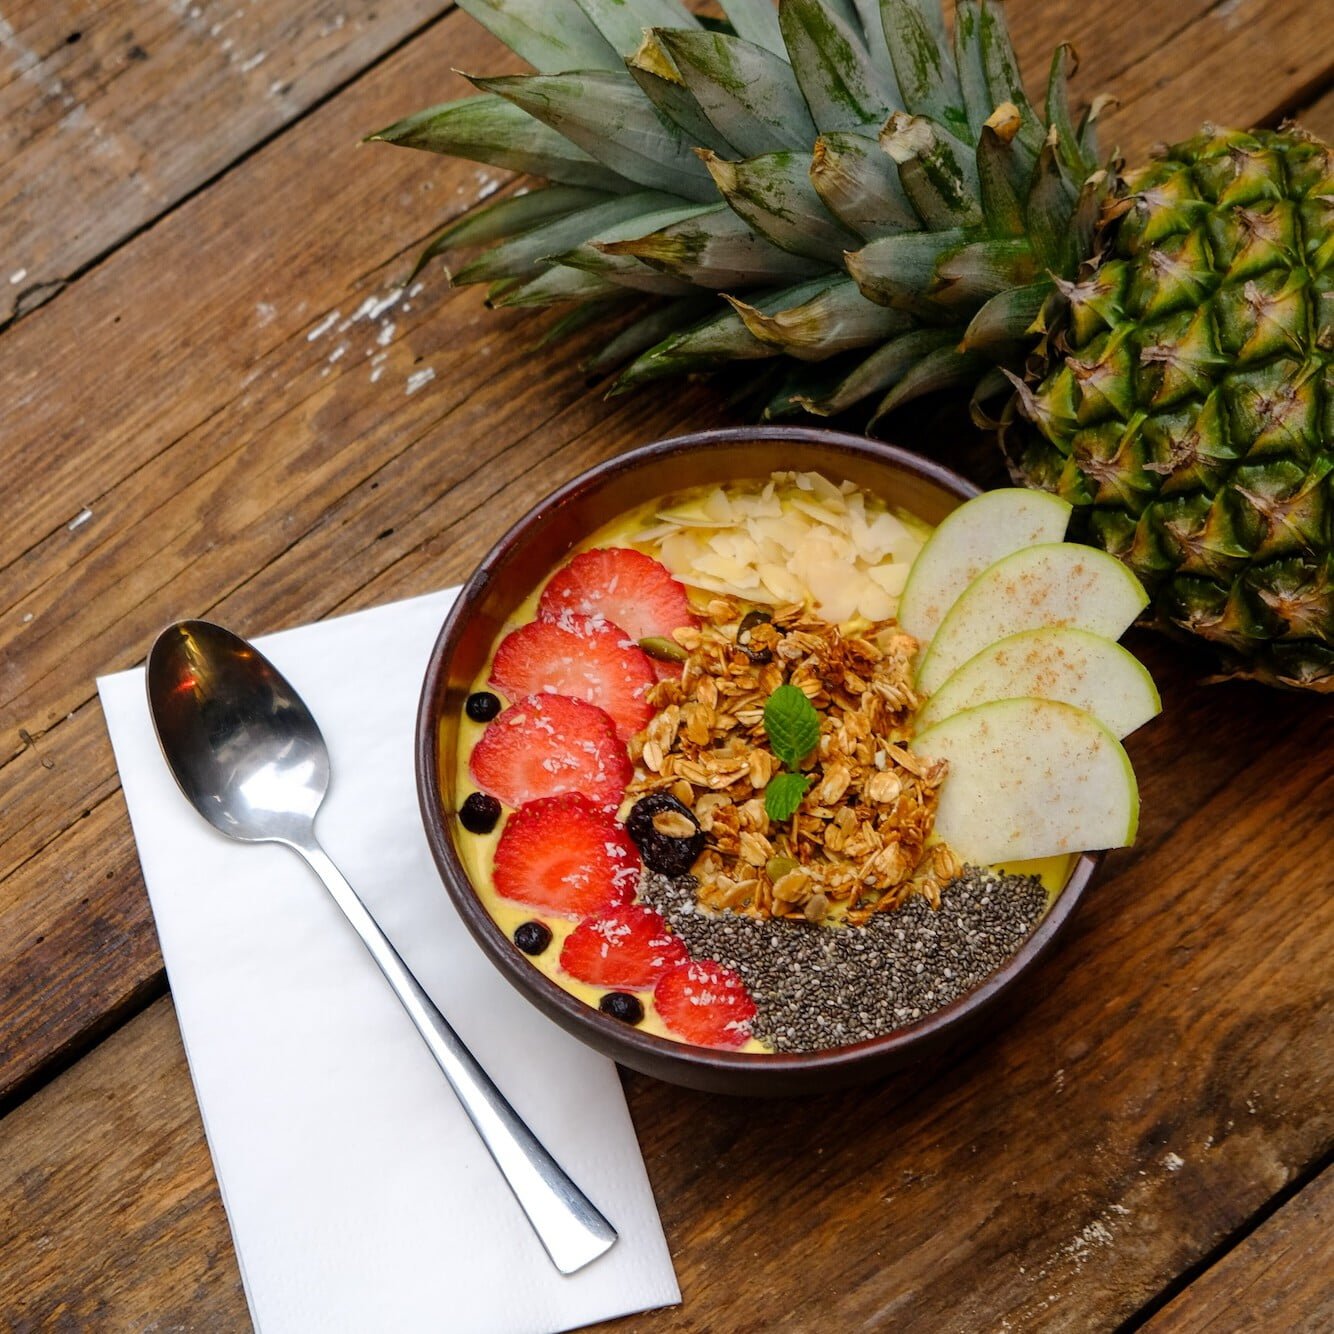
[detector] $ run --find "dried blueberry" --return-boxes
[625,793,705,878]
[459,791,501,834]
[513,920,552,955]
[737,608,774,664]
[465,690,502,722]
[599,991,644,1024]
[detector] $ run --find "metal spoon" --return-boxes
[146,619,617,1275]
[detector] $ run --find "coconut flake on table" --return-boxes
[640,471,928,624]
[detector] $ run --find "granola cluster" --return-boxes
[625,598,962,924]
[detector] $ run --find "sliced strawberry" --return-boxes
[468,694,630,808]
[538,547,697,645]
[559,904,690,989]
[653,960,757,1049]
[490,613,655,740]
[493,794,640,918]
[648,656,684,682]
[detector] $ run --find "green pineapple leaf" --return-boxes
[809,130,918,238]
[960,282,1051,352]
[470,70,718,201]
[457,0,619,73]
[583,294,714,373]
[792,326,956,414]
[724,276,910,362]
[975,0,1045,159]
[779,0,899,131]
[626,34,738,155]
[951,0,991,139]
[933,238,1040,307]
[600,204,824,286]
[492,265,621,308]
[451,191,684,286]
[655,28,816,156]
[574,0,700,56]
[879,112,983,228]
[846,228,969,313]
[700,149,862,261]
[420,186,612,254]
[367,94,631,191]
[720,0,785,55]
[881,0,968,141]
[557,200,717,294]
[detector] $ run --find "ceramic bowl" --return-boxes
[415,427,1099,1096]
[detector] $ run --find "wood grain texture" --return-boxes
[0,0,451,325]
[1295,83,1334,141]
[0,663,1329,1331]
[0,0,1332,1326]
[0,6,725,1107]
[1143,1169,1334,1333]
[1000,0,1332,158]
[0,997,246,1332]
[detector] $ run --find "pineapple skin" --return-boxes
[1010,127,1334,692]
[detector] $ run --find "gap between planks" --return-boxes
[0,371,722,1109]
[0,2,458,335]
[1121,1149,1334,1332]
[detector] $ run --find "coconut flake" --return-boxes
[640,470,927,624]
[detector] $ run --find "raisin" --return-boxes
[625,793,705,878]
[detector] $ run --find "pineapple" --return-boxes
[370,0,1333,692]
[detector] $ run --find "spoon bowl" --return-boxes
[147,621,328,843]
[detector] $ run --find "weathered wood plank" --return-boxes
[0,0,451,324]
[0,0,1328,1121]
[1,708,1328,1329]
[999,0,1331,158]
[1143,1169,1334,1333]
[0,8,725,1103]
[1294,81,1334,141]
[0,793,158,1113]
[0,997,245,1331]
[1096,0,1332,154]
[2,0,1326,591]
[0,11,514,647]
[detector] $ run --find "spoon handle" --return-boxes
[291,837,618,1275]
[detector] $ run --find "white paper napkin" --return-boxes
[97,589,680,1334]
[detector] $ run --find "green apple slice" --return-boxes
[916,628,1162,738]
[916,543,1149,695]
[898,489,1072,646]
[913,698,1139,863]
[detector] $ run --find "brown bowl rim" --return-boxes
[415,425,1102,1080]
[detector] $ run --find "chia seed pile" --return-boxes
[640,867,1049,1052]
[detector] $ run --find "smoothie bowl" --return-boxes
[416,428,1156,1095]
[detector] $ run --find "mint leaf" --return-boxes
[764,771,810,823]
[763,684,820,770]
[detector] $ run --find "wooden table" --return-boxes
[1,2,1331,1329]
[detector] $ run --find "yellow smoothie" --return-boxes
[449,475,1075,1052]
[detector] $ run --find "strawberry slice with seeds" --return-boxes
[653,959,757,1049]
[493,794,640,917]
[559,904,689,989]
[490,613,655,740]
[538,548,697,646]
[468,694,630,808]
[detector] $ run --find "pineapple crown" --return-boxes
[370,0,1111,425]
